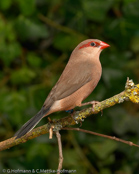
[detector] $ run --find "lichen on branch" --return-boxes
[0,77,138,151]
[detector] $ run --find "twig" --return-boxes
[62,127,139,148]
[38,14,86,39]
[0,78,138,151]
[68,131,98,174]
[56,131,63,174]
[49,125,54,139]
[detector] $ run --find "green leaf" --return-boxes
[82,0,114,22]
[53,33,86,51]
[17,0,36,16]
[130,36,139,53]
[123,0,139,17]
[100,168,112,174]
[0,19,16,42]
[62,149,87,173]
[102,68,123,87]
[108,107,139,136]
[0,0,12,10]
[10,67,36,84]
[0,42,21,65]
[27,52,42,67]
[90,139,117,159]
[27,143,53,161]
[1,91,27,124]
[14,16,49,41]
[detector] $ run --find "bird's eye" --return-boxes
[90,42,96,47]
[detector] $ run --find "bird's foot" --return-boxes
[65,109,84,126]
[81,101,100,112]
[65,109,74,114]
[71,111,84,126]
[66,109,80,125]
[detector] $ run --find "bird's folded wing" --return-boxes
[50,61,94,100]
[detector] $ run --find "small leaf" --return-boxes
[14,16,49,41]
[108,107,139,135]
[27,143,53,161]
[0,42,21,65]
[17,0,36,16]
[27,52,42,67]
[130,36,139,53]
[82,0,114,22]
[100,168,112,174]
[53,33,86,51]
[1,91,27,124]
[90,139,117,159]
[102,68,123,87]
[0,0,12,10]
[11,67,36,85]
[123,0,139,17]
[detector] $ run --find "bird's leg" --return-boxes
[65,109,74,114]
[65,109,82,125]
[81,101,100,112]
[65,109,76,121]
[65,109,75,120]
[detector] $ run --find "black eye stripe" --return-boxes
[90,42,96,46]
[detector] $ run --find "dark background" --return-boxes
[0,0,139,173]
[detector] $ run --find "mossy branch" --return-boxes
[0,78,139,151]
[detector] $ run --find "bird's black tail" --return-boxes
[14,107,50,139]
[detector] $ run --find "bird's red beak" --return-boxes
[100,41,110,49]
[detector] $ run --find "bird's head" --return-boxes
[73,39,110,58]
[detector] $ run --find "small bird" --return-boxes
[15,39,110,139]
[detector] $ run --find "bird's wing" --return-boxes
[49,60,96,101]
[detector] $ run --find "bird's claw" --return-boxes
[91,101,100,112]
[81,100,100,112]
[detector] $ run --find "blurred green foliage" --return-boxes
[0,0,139,173]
